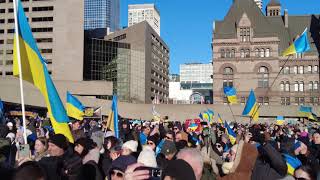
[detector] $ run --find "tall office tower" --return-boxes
[128,4,160,35]
[254,0,262,10]
[84,0,120,31]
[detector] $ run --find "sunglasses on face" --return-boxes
[110,170,124,178]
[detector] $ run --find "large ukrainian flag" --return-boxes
[66,92,85,120]
[107,95,119,138]
[13,0,73,142]
[242,89,259,121]
[299,105,317,121]
[223,86,238,104]
[282,28,310,56]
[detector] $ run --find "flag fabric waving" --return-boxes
[276,116,285,125]
[223,86,238,104]
[224,121,236,145]
[66,92,85,120]
[283,153,302,175]
[13,0,73,142]
[217,113,224,127]
[242,89,259,121]
[282,28,310,56]
[107,95,119,138]
[207,109,215,124]
[299,106,317,121]
[0,99,4,122]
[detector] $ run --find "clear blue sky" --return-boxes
[120,0,320,74]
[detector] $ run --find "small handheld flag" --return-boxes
[107,95,119,138]
[66,92,85,120]
[224,121,236,145]
[217,113,224,127]
[283,154,302,175]
[282,28,310,56]
[242,90,259,121]
[276,116,285,125]
[223,86,238,104]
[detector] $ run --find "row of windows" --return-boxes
[32,17,53,22]
[224,96,269,105]
[0,38,52,44]
[281,97,319,106]
[220,48,271,58]
[280,81,318,92]
[239,27,250,42]
[281,65,318,74]
[32,6,54,12]
[0,48,51,55]
[31,27,53,32]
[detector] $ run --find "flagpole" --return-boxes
[251,55,291,120]
[227,102,237,123]
[13,0,27,144]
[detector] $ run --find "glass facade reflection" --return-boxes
[84,38,131,102]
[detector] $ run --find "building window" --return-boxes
[241,97,246,105]
[313,65,318,73]
[294,82,299,92]
[299,81,304,92]
[293,66,298,74]
[258,66,268,88]
[223,67,233,87]
[32,6,54,12]
[281,97,290,105]
[240,49,245,58]
[280,82,284,91]
[307,65,312,73]
[258,97,269,105]
[255,49,259,57]
[309,81,313,91]
[299,66,304,74]
[284,66,290,74]
[226,49,230,58]
[231,49,235,58]
[221,49,225,58]
[314,81,318,91]
[245,49,250,58]
[265,48,270,57]
[31,28,53,32]
[0,19,4,24]
[32,17,53,22]
[260,49,265,57]
[285,81,290,92]
[240,27,250,42]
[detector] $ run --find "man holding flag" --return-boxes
[106,95,119,138]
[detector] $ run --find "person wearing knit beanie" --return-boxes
[147,135,159,151]
[48,134,69,157]
[122,140,138,156]
[137,146,157,168]
[163,159,196,180]
[74,137,96,158]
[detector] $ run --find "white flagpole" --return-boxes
[13,0,28,144]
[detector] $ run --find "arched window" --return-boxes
[226,49,231,58]
[280,82,284,91]
[255,49,259,57]
[285,81,290,92]
[258,66,269,88]
[245,49,250,58]
[223,67,234,87]
[240,49,245,58]
[293,66,298,74]
[299,81,304,92]
[299,66,304,74]
[309,81,313,91]
[294,82,299,92]
[231,49,235,58]
[221,49,225,58]
[265,48,270,57]
[314,81,318,91]
[223,67,233,75]
[284,66,290,74]
[260,49,265,57]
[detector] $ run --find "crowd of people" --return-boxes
[0,115,319,180]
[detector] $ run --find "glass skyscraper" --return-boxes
[84,0,120,31]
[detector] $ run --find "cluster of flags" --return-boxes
[199,109,214,125]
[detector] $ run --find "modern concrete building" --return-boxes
[212,0,320,106]
[105,21,169,104]
[0,0,84,81]
[84,0,120,32]
[128,4,160,35]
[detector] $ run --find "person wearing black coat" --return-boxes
[119,120,135,142]
[251,143,287,180]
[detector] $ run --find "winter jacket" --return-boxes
[251,143,287,180]
[80,148,103,180]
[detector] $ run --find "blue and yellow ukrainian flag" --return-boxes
[199,113,203,120]
[202,112,210,121]
[299,105,317,121]
[276,116,285,125]
[217,113,224,127]
[13,0,73,142]
[282,28,311,56]
[242,89,259,121]
[188,123,198,132]
[223,86,238,104]
[207,109,214,124]
[107,95,119,138]
[224,121,236,145]
[283,154,302,175]
[66,92,85,120]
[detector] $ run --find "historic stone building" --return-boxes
[212,0,320,106]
